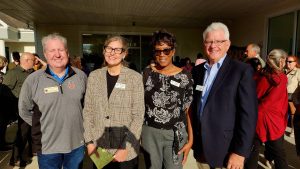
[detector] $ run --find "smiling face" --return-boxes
[43,38,69,70]
[103,40,127,67]
[204,29,230,64]
[154,42,175,68]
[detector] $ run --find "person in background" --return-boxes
[0,55,11,152]
[0,55,8,83]
[244,43,266,68]
[8,51,20,70]
[3,52,35,166]
[251,49,289,169]
[191,22,257,169]
[70,55,83,70]
[195,53,206,66]
[292,80,300,159]
[142,30,193,169]
[33,53,47,71]
[285,55,300,138]
[18,33,87,169]
[83,35,144,169]
[181,57,193,72]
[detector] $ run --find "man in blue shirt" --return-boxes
[18,33,87,169]
[191,22,257,169]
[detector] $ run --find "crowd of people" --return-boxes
[0,21,299,169]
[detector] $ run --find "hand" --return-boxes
[227,153,245,169]
[178,142,192,165]
[113,149,128,162]
[86,144,98,157]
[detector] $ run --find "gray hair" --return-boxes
[267,49,287,71]
[249,43,261,55]
[0,55,8,69]
[203,22,230,41]
[104,35,129,51]
[42,33,67,52]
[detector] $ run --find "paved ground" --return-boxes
[0,124,299,169]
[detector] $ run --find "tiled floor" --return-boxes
[0,124,299,169]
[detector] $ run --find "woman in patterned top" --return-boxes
[141,30,193,169]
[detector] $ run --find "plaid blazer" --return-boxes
[83,66,145,160]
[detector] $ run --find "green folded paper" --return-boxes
[90,147,114,169]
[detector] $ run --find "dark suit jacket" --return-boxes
[191,56,258,167]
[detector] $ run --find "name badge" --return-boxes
[170,80,180,87]
[196,85,204,91]
[44,86,59,94]
[115,83,126,89]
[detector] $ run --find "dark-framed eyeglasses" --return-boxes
[154,48,174,56]
[104,46,125,54]
[286,60,296,63]
[204,40,227,47]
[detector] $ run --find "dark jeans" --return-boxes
[10,117,32,164]
[244,136,260,169]
[37,145,84,169]
[245,135,288,169]
[294,114,300,155]
[93,157,138,169]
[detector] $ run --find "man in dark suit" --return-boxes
[191,22,257,169]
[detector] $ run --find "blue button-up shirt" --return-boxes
[199,55,227,118]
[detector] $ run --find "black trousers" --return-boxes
[93,157,138,169]
[245,135,288,169]
[294,114,300,156]
[10,117,32,163]
[0,113,9,146]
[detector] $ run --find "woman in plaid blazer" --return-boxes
[83,35,145,169]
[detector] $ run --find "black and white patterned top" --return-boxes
[143,67,193,130]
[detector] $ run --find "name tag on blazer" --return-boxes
[170,80,180,87]
[44,86,59,94]
[115,83,126,89]
[196,85,204,91]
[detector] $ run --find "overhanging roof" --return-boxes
[0,0,293,29]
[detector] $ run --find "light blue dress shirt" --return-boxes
[199,55,227,118]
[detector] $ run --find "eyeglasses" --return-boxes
[204,40,227,47]
[286,60,296,63]
[104,46,125,54]
[154,48,174,56]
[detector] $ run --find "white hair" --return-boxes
[42,33,67,52]
[203,22,230,40]
[267,49,287,71]
[249,43,261,55]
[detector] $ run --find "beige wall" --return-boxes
[5,42,36,62]
[35,24,202,62]
[229,0,300,57]
[34,0,300,63]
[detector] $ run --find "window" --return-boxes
[296,11,300,56]
[267,12,294,54]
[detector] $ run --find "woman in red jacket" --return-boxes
[254,49,289,169]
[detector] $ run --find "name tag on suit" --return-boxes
[196,85,204,91]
